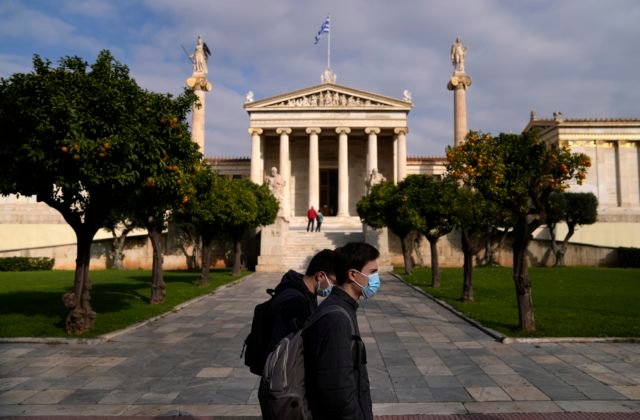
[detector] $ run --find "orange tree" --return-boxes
[450,186,512,302]
[109,92,202,304]
[178,166,232,286]
[401,175,457,287]
[357,181,422,274]
[179,168,278,283]
[0,51,198,334]
[546,192,598,267]
[447,131,590,332]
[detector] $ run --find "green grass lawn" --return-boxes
[396,266,640,338]
[0,269,247,338]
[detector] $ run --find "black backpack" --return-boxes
[258,305,356,420]
[241,288,277,375]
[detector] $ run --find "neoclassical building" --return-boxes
[526,112,640,248]
[243,70,413,222]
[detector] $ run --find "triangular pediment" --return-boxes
[244,83,412,111]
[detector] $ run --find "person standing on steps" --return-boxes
[315,210,324,232]
[307,206,317,232]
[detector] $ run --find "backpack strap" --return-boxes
[301,305,356,337]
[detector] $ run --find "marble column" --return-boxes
[365,127,380,176]
[447,74,472,146]
[276,128,292,218]
[393,136,398,184]
[249,128,263,184]
[395,128,408,181]
[618,141,640,207]
[185,72,212,153]
[306,128,321,209]
[337,127,351,217]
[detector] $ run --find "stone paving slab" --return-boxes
[0,272,639,417]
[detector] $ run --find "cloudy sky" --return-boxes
[1,0,639,158]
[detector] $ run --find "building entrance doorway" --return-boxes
[319,169,338,216]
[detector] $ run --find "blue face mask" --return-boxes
[353,270,381,299]
[317,272,333,297]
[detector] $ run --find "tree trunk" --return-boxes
[557,223,575,267]
[179,228,201,270]
[200,236,213,286]
[232,235,242,276]
[400,235,413,274]
[110,226,132,270]
[63,230,97,335]
[461,230,474,302]
[512,219,535,332]
[548,223,561,267]
[428,237,440,288]
[148,228,166,304]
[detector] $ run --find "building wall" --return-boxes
[387,230,620,269]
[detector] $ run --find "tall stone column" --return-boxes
[306,128,321,209]
[249,128,263,184]
[185,36,213,154]
[395,128,408,181]
[447,38,472,147]
[337,127,351,216]
[365,127,380,176]
[186,82,212,153]
[277,128,292,218]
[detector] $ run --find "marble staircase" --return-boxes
[256,229,365,273]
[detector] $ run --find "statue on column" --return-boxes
[366,168,386,193]
[190,35,212,74]
[450,37,467,73]
[265,166,286,216]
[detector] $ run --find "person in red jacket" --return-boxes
[306,206,317,232]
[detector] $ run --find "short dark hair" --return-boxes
[334,242,380,285]
[305,249,336,277]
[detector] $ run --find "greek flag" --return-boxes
[314,16,330,44]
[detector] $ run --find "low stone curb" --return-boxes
[388,272,507,342]
[389,272,640,345]
[0,272,255,345]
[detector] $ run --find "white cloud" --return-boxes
[1,0,639,158]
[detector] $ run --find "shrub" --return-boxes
[618,247,640,268]
[0,257,55,271]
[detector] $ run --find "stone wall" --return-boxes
[0,229,258,271]
[387,230,620,268]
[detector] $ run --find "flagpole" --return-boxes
[327,15,331,69]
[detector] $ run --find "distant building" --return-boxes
[525,112,640,248]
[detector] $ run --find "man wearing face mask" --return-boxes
[265,249,336,357]
[303,242,380,420]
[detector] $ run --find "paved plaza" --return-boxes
[1,272,640,418]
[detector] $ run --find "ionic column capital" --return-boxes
[248,128,263,136]
[276,127,292,135]
[336,127,351,135]
[365,127,380,135]
[447,74,473,91]
[306,127,322,135]
[394,127,409,135]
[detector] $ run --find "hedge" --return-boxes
[618,247,640,268]
[0,257,55,271]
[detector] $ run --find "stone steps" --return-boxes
[256,230,365,272]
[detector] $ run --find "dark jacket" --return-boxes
[303,287,373,420]
[267,270,317,352]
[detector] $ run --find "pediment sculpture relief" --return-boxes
[270,91,385,108]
